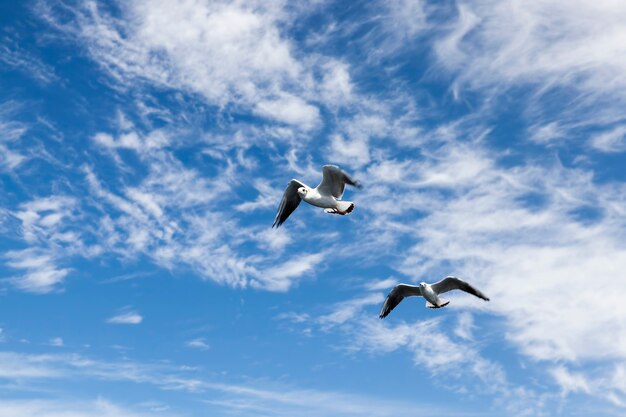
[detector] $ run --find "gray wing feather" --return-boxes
[317,165,362,199]
[379,284,422,319]
[431,276,490,301]
[272,179,305,228]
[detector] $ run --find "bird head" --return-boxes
[419,282,427,288]
[297,187,308,197]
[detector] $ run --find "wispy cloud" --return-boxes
[347,136,626,409]
[434,0,626,125]
[48,337,64,347]
[0,352,62,378]
[285,286,541,414]
[83,141,319,290]
[185,338,210,350]
[251,252,325,292]
[317,293,382,328]
[0,41,58,85]
[0,398,168,417]
[2,195,88,294]
[4,248,70,294]
[37,0,329,130]
[0,108,28,172]
[8,1,626,414]
[107,310,143,325]
[0,350,471,417]
[0,144,25,172]
[590,125,626,153]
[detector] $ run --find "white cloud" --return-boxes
[590,125,626,153]
[309,292,537,411]
[107,310,143,325]
[4,249,70,294]
[275,312,310,324]
[8,0,624,414]
[234,180,280,213]
[253,228,292,253]
[329,134,370,167]
[319,60,353,106]
[93,132,141,150]
[0,144,25,171]
[386,0,428,40]
[92,130,170,151]
[0,350,468,417]
[185,338,210,350]
[529,122,567,145]
[3,124,327,295]
[453,312,474,341]
[204,380,463,417]
[254,94,320,130]
[15,196,77,243]
[0,42,58,85]
[334,0,428,62]
[82,158,253,288]
[288,281,546,414]
[0,398,164,417]
[396,153,626,363]
[0,352,62,378]
[48,337,64,347]
[349,137,626,408]
[550,366,591,396]
[363,277,398,291]
[39,0,330,129]
[0,111,28,171]
[435,0,626,124]
[317,293,382,328]
[251,253,325,292]
[2,195,99,294]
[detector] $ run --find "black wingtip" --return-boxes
[354,181,363,189]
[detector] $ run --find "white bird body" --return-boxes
[298,187,354,214]
[419,282,449,309]
[272,165,361,228]
[298,186,345,210]
[379,276,489,318]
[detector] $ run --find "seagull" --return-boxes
[272,165,362,228]
[379,276,489,318]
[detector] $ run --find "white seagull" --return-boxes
[379,276,489,318]
[272,165,362,228]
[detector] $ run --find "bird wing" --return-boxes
[272,179,305,228]
[431,276,490,301]
[379,284,422,319]
[316,165,362,199]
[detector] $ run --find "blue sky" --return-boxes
[1,0,626,416]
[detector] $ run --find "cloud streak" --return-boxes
[0,350,469,417]
[38,0,332,130]
[435,0,626,126]
[107,310,143,325]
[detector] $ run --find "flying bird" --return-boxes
[379,276,489,318]
[272,165,362,228]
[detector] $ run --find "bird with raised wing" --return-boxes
[379,276,489,318]
[272,165,362,228]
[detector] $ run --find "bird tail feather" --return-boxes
[426,299,449,309]
[336,201,355,214]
